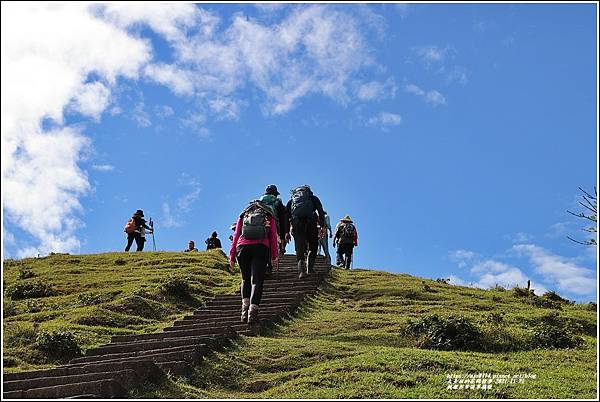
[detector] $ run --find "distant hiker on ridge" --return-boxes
[333,215,358,269]
[123,209,153,252]
[205,231,222,250]
[285,185,326,279]
[184,240,198,252]
[317,210,333,264]
[230,199,279,323]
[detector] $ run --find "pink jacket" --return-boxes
[229,216,279,263]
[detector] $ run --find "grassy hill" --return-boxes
[2,250,238,372]
[2,252,597,399]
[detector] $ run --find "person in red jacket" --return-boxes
[230,201,279,324]
[333,215,358,269]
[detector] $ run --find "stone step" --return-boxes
[86,335,212,356]
[3,379,126,399]
[178,311,285,325]
[170,315,287,331]
[68,347,204,367]
[70,344,208,365]
[111,324,250,343]
[192,305,291,317]
[205,297,302,308]
[205,297,302,311]
[211,290,309,301]
[3,369,138,393]
[212,290,310,301]
[170,317,243,328]
[261,285,318,293]
[194,303,293,312]
[3,360,161,383]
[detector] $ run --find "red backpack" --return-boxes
[124,218,137,234]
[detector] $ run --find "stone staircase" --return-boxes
[2,254,331,399]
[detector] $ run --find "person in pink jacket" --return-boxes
[230,201,279,323]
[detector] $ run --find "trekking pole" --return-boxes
[149,218,156,252]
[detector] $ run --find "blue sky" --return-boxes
[2,3,597,302]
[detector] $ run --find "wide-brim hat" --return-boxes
[134,209,144,217]
[341,215,353,223]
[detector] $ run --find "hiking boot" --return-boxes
[241,298,250,323]
[298,271,306,280]
[248,304,259,324]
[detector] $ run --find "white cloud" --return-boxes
[91,164,115,172]
[405,84,446,106]
[144,64,194,96]
[150,5,379,116]
[368,112,402,129]
[449,248,548,294]
[2,3,152,256]
[161,203,182,228]
[132,101,151,127]
[96,3,200,43]
[415,45,448,65]
[162,174,201,228]
[448,274,467,287]
[356,78,397,101]
[449,249,476,268]
[513,244,596,296]
[71,82,111,120]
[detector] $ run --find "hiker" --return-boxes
[123,209,153,252]
[184,240,198,252]
[317,211,333,263]
[230,199,279,323]
[285,185,326,279]
[229,222,236,242]
[333,215,358,269]
[259,184,288,275]
[205,231,222,250]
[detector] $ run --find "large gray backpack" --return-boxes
[290,186,314,221]
[240,201,273,240]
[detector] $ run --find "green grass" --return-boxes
[2,250,238,372]
[137,267,597,399]
[3,255,597,398]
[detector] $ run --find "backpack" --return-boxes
[240,201,273,240]
[339,222,356,244]
[259,194,280,232]
[124,218,137,234]
[290,186,314,221]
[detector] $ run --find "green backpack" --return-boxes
[259,194,280,233]
[241,201,274,240]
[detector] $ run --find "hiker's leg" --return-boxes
[293,229,308,273]
[345,245,354,269]
[135,234,144,252]
[237,246,252,300]
[250,245,268,305]
[306,224,319,272]
[125,234,135,251]
[321,236,331,261]
[336,245,344,266]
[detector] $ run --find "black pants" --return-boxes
[236,244,268,305]
[337,243,354,269]
[125,233,144,252]
[292,220,319,273]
